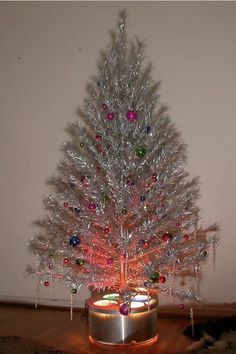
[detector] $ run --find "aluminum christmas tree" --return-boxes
[27,11,218,310]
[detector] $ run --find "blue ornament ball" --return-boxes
[145,126,151,134]
[69,235,81,247]
[140,195,145,202]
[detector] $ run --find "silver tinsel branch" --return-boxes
[26,10,219,305]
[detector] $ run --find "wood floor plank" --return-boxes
[0,304,194,353]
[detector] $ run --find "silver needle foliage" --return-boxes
[26,11,218,305]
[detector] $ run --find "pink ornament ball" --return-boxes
[119,303,130,316]
[126,110,138,121]
[107,112,115,120]
[179,303,185,310]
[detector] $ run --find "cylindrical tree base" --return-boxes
[87,296,158,346]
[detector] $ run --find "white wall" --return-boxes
[0,1,236,307]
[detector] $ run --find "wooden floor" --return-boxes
[0,304,193,354]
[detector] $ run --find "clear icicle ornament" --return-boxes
[26,10,219,309]
[190,307,194,337]
[70,293,74,321]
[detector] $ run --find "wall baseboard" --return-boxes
[157,303,236,318]
[1,295,236,319]
[0,294,85,310]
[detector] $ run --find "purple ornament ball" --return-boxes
[126,110,138,122]
[106,257,113,265]
[119,303,130,316]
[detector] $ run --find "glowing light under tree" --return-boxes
[26,11,218,314]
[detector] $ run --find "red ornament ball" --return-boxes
[101,103,108,110]
[107,257,113,265]
[64,258,69,264]
[95,134,102,141]
[179,303,185,310]
[158,275,166,283]
[104,226,111,234]
[183,234,189,240]
[152,173,158,181]
[107,112,115,120]
[63,202,69,208]
[126,179,134,187]
[44,281,49,287]
[140,239,148,247]
[126,110,138,122]
[88,202,96,212]
[80,175,90,185]
[161,232,172,242]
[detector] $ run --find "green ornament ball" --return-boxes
[80,142,84,147]
[75,258,85,266]
[135,145,146,157]
[150,271,159,282]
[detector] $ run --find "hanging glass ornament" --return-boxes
[74,207,81,214]
[95,134,103,141]
[158,275,166,283]
[88,202,96,212]
[101,103,108,110]
[104,226,111,234]
[106,257,113,265]
[119,303,130,316]
[75,258,85,266]
[152,173,157,181]
[135,145,146,157]
[106,112,115,120]
[69,235,81,247]
[145,126,151,134]
[161,232,172,242]
[149,271,159,282]
[126,110,138,121]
